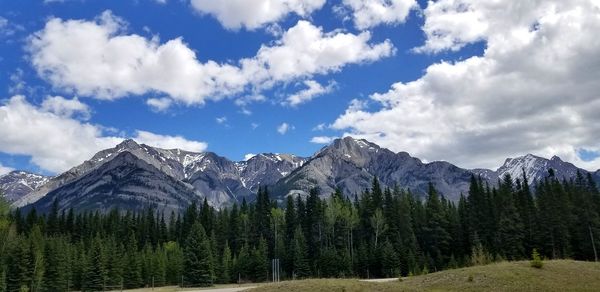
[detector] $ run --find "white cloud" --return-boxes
[0,95,207,173]
[244,153,256,161]
[313,123,327,131]
[190,0,326,30]
[216,116,227,124]
[284,80,336,107]
[310,136,337,144]
[245,21,395,85]
[146,97,173,112]
[333,0,600,170]
[340,0,417,30]
[277,122,294,135]
[0,16,24,39]
[41,96,90,120]
[27,11,246,105]
[27,12,394,107]
[133,130,207,152]
[251,122,259,130]
[0,163,13,176]
[8,69,26,95]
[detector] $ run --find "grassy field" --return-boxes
[249,260,600,292]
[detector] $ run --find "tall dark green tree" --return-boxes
[183,222,214,287]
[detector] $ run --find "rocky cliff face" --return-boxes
[16,139,306,212]
[10,137,600,214]
[0,171,49,203]
[472,154,591,184]
[270,137,473,201]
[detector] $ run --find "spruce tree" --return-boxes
[219,242,232,283]
[291,226,310,279]
[81,237,105,292]
[42,238,69,292]
[496,174,525,259]
[423,183,451,270]
[183,222,214,286]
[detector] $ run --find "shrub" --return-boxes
[470,242,493,266]
[530,249,543,269]
[467,275,474,282]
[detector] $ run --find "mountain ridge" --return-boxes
[4,137,599,213]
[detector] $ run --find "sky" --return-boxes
[1,0,600,176]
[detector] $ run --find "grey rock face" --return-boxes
[474,154,591,184]
[0,171,49,203]
[238,153,306,191]
[271,137,473,201]
[25,152,199,214]
[16,140,307,212]
[13,137,600,214]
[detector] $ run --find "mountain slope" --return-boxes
[271,137,472,201]
[0,171,49,203]
[473,154,592,184]
[11,137,600,213]
[25,151,199,214]
[15,140,307,211]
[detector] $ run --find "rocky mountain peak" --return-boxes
[115,138,141,150]
[0,171,50,203]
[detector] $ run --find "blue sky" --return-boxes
[1,0,599,175]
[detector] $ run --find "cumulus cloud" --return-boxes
[0,95,207,173]
[284,80,335,107]
[146,97,173,112]
[333,0,600,170]
[133,130,207,152]
[190,0,326,30]
[277,122,293,135]
[340,0,417,30]
[27,12,394,108]
[0,163,13,176]
[41,96,90,120]
[310,136,337,144]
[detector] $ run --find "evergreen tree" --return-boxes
[219,242,232,283]
[6,237,31,292]
[81,237,105,292]
[183,222,213,286]
[42,237,69,291]
[423,183,451,270]
[291,227,310,279]
[496,174,525,259]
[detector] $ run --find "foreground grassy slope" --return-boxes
[249,260,600,292]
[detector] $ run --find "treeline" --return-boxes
[0,169,599,291]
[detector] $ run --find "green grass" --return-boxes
[249,260,600,292]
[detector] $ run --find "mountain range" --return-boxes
[1,136,598,214]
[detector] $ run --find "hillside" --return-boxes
[249,260,600,292]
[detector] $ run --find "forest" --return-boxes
[0,169,599,291]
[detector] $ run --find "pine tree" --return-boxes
[183,222,214,287]
[123,233,142,289]
[81,237,105,292]
[291,227,310,279]
[164,241,184,285]
[42,238,69,291]
[6,237,31,292]
[496,174,525,260]
[219,242,232,283]
[423,183,451,270]
[381,240,399,277]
